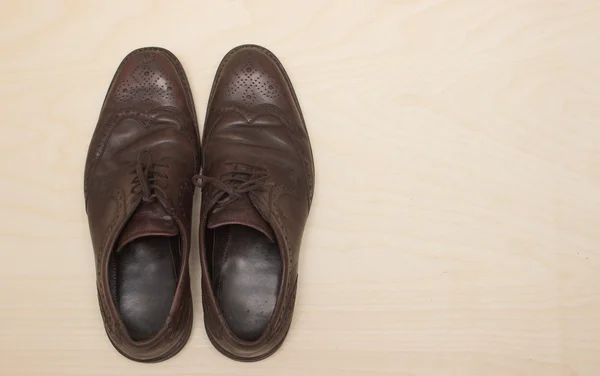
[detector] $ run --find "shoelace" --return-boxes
[131,151,168,202]
[193,169,268,208]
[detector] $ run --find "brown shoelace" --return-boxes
[130,151,168,202]
[193,169,268,207]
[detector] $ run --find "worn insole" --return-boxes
[109,236,179,341]
[212,225,282,341]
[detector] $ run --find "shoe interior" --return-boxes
[109,236,180,341]
[208,225,282,341]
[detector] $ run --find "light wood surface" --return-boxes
[1,0,600,375]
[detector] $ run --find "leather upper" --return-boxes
[199,44,314,360]
[84,47,199,361]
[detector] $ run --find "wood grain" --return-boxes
[1,0,599,375]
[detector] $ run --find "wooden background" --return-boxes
[1,1,600,375]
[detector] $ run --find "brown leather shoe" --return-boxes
[84,47,200,362]
[195,45,314,361]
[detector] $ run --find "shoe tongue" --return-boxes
[116,200,179,251]
[207,195,275,243]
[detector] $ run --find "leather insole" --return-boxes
[212,225,282,341]
[109,236,179,341]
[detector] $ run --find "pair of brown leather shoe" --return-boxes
[84,45,314,362]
